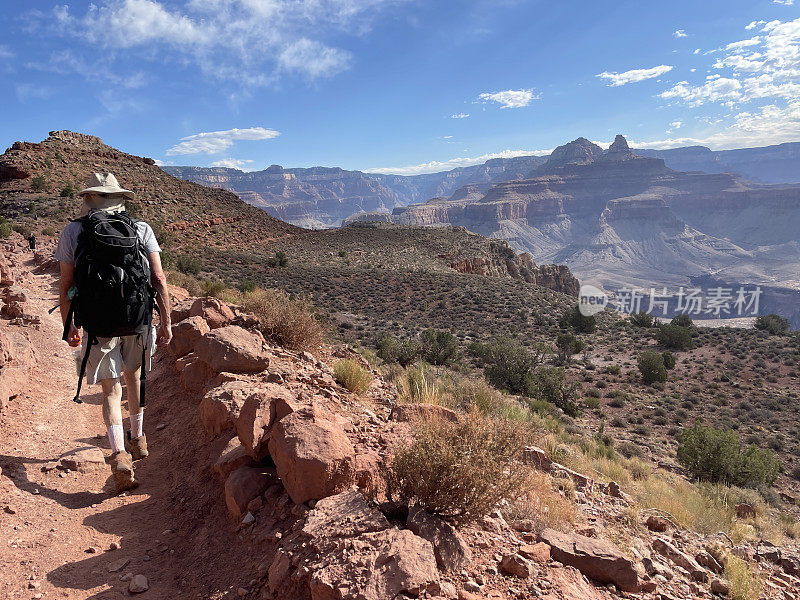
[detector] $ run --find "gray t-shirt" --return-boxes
[55,220,161,266]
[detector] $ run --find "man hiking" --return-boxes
[55,173,172,492]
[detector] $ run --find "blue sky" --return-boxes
[1,0,799,174]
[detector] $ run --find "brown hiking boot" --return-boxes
[109,451,139,493]
[128,434,149,461]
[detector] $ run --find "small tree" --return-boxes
[31,175,47,192]
[419,329,458,366]
[472,336,541,396]
[530,367,580,417]
[377,335,419,367]
[661,351,677,370]
[754,314,790,335]
[556,333,584,364]
[560,304,596,333]
[59,183,75,198]
[630,311,655,328]
[671,314,694,328]
[638,350,668,384]
[658,323,694,350]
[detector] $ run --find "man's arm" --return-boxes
[149,252,173,345]
[59,262,81,346]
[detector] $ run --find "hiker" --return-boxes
[55,173,173,492]
[28,233,36,252]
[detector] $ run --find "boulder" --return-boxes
[302,488,390,548]
[696,550,723,574]
[224,466,276,520]
[189,297,236,329]
[551,463,594,492]
[540,528,640,592]
[781,554,800,576]
[194,326,270,373]
[128,574,149,593]
[179,355,216,393]
[652,537,708,582]
[522,446,552,471]
[170,298,194,324]
[169,316,210,358]
[0,255,14,286]
[500,553,535,578]
[213,437,253,481]
[407,503,471,573]
[59,447,106,473]
[268,407,356,504]
[645,515,670,532]
[519,542,551,563]
[309,528,439,600]
[710,578,730,596]
[389,403,459,423]
[2,285,27,303]
[235,384,298,459]
[199,381,251,435]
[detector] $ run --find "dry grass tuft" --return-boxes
[504,470,576,534]
[240,288,324,351]
[725,555,761,600]
[333,359,373,395]
[385,413,530,524]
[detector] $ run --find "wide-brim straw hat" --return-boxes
[77,172,135,200]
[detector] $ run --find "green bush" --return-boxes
[200,279,227,298]
[31,175,47,192]
[638,350,668,384]
[560,304,596,333]
[556,333,584,364]
[266,251,289,268]
[471,336,539,396]
[377,335,420,367]
[419,329,458,366]
[754,314,789,335]
[59,184,75,198]
[662,351,677,370]
[238,279,257,294]
[671,314,694,328]
[658,323,694,350]
[530,367,580,417]
[333,359,372,395]
[630,311,655,328]
[0,217,11,239]
[176,254,201,275]
[677,422,780,489]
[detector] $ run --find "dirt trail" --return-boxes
[0,253,248,600]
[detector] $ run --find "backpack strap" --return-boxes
[72,334,98,404]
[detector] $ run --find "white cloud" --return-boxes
[450,113,470,119]
[725,36,761,51]
[669,120,683,128]
[15,84,54,102]
[47,0,405,85]
[660,77,742,106]
[673,29,687,38]
[278,38,351,78]
[596,65,674,86]
[746,20,765,30]
[166,127,280,155]
[478,89,539,109]
[209,158,255,169]
[0,45,13,59]
[774,0,794,5]
[366,148,551,175]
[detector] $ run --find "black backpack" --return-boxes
[62,209,157,405]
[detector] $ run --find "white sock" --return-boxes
[107,425,126,454]
[130,412,144,440]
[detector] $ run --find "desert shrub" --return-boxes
[0,217,11,239]
[724,555,761,600]
[333,359,372,395]
[560,304,596,333]
[658,323,694,350]
[671,314,694,328]
[42,226,57,237]
[630,311,655,328]
[470,336,546,396]
[754,314,789,336]
[399,363,443,405]
[12,224,32,238]
[59,184,75,198]
[677,423,780,489]
[166,270,202,296]
[377,335,419,367]
[556,332,584,364]
[238,279,257,294]
[638,350,668,385]
[199,279,227,298]
[385,414,530,523]
[530,367,580,417]
[266,250,289,268]
[662,351,677,370]
[419,329,458,366]
[176,254,201,275]
[241,288,324,351]
[31,175,47,191]
[504,470,576,534]
[790,465,800,482]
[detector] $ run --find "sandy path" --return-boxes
[0,253,199,599]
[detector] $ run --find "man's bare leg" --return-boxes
[101,377,138,490]
[124,368,148,459]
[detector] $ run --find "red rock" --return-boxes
[540,528,640,592]
[389,403,459,423]
[652,537,708,582]
[189,297,236,329]
[710,578,730,595]
[407,503,471,573]
[0,163,31,180]
[268,407,356,504]
[224,466,276,520]
[519,542,551,563]
[194,326,270,373]
[170,298,194,324]
[169,316,210,358]
[735,502,756,519]
[0,255,13,286]
[354,451,382,497]
[234,384,297,458]
[522,446,552,471]
[213,437,253,481]
[645,515,670,532]
[2,285,27,302]
[199,381,252,436]
[302,488,390,547]
[59,447,105,473]
[179,355,216,393]
[500,553,535,578]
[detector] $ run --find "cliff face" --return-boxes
[392,135,800,294]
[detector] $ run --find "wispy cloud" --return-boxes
[477,88,539,109]
[166,127,280,155]
[366,148,551,175]
[597,65,674,86]
[0,45,13,59]
[450,113,470,119]
[15,84,54,102]
[673,29,687,38]
[46,0,406,86]
[669,120,683,129]
[209,158,255,169]
[773,0,794,5]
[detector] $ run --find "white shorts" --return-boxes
[80,328,157,384]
